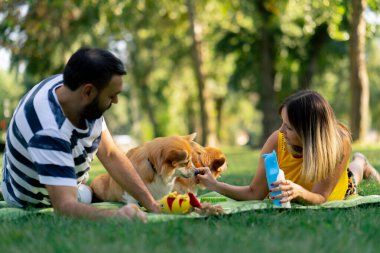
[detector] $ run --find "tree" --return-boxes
[255,1,282,144]
[3,0,380,145]
[0,70,25,149]
[185,0,210,145]
[349,0,369,141]
[297,23,330,89]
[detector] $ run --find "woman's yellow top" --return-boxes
[276,132,348,201]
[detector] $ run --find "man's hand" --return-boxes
[116,203,147,223]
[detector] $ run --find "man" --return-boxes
[1,47,159,220]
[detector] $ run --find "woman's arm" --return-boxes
[196,131,279,201]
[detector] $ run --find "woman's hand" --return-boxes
[270,179,303,204]
[195,167,219,190]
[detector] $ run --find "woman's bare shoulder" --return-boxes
[261,130,280,154]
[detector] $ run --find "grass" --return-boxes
[1,145,380,253]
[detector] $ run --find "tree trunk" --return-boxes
[129,84,143,140]
[130,41,161,138]
[298,23,329,89]
[349,0,369,141]
[186,0,210,146]
[215,97,225,142]
[185,95,196,135]
[257,2,280,145]
[138,79,161,137]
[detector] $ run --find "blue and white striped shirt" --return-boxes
[1,74,105,208]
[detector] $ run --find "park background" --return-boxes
[1,1,380,253]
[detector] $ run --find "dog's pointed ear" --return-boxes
[210,157,226,171]
[167,150,188,166]
[187,132,197,141]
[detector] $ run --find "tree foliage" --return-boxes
[1,0,380,144]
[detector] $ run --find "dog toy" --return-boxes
[159,191,202,214]
[194,168,203,176]
[262,150,291,208]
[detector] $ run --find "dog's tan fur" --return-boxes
[174,141,227,193]
[91,134,196,203]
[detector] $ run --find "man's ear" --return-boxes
[81,83,98,101]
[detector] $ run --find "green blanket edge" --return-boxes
[1,192,379,222]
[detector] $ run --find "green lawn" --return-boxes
[1,145,380,253]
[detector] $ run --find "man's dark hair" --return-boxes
[63,47,127,91]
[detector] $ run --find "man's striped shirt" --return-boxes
[1,74,105,208]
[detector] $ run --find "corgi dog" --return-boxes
[91,134,197,204]
[173,141,227,194]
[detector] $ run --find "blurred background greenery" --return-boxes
[1,0,380,149]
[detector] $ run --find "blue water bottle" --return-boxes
[262,150,291,208]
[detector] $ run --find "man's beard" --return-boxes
[81,95,110,121]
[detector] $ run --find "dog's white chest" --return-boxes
[148,176,176,200]
[121,176,176,204]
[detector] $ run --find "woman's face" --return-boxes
[280,108,302,147]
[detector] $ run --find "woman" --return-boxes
[197,90,380,204]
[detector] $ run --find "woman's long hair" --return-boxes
[279,90,351,183]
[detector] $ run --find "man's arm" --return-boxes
[96,128,159,213]
[46,185,147,221]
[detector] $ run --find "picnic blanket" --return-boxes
[1,192,380,222]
